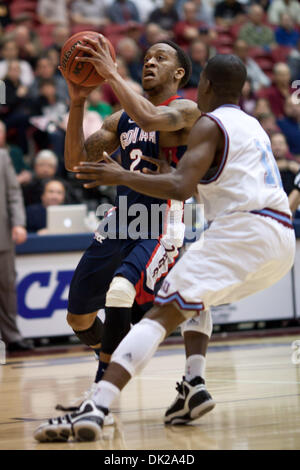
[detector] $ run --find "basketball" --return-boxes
[60,31,116,87]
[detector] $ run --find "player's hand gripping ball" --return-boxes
[60,31,116,87]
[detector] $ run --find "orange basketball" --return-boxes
[60,31,116,87]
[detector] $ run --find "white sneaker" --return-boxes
[165,376,215,425]
[55,383,115,426]
[34,400,106,442]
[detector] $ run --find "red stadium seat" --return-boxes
[70,24,102,35]
[36,24,55,47]
[10,1,37,19]
[230,21,247,40]
[212,31,234,54]
[183,88,197,102]
[216,45,233,54]
[271,46,293,63]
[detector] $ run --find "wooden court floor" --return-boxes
[0,334,300,450]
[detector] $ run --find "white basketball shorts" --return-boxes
[155,211,296,317]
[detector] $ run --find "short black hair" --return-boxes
[42,177,66,192]
[204,54,247,99]
[155,39,192,88]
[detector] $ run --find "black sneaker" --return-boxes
[164,376,215,425]
[34,400,107,442]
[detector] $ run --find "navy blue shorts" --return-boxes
[68,236,168,315]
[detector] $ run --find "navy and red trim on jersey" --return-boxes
[198,112,229,184]
[250,208,293,229]
[155,291,205,311]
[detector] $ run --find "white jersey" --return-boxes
[197,105,291,222]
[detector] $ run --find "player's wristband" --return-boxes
[294,171,300,192]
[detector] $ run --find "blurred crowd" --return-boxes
[0,0,299,234]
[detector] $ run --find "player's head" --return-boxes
[197,54,247,112]
[142,40,192,93]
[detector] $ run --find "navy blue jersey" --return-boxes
[116,111,166,213]
[113,95,186,238]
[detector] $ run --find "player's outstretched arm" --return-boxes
[64,107,121,171]
[59,64,121,171]
[75,35,201,132]
[74,116,222,200]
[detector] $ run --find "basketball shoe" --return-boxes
[164,376,215,425]
[34,399,106,442]
[55,383,115,426]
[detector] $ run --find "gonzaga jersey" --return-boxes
[115,96,186,242]
[197,105,291,221]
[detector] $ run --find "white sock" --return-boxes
[185,354,206,382]
[92,380,120,409]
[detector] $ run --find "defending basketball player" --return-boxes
[35,53,295,442]
[34,39,218,441]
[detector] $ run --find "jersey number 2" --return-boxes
[129,149,142,172]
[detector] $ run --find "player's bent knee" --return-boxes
[72,315,104,347]
[105,276,136,308]
[111,318,166,377]
[66,311,97,331]
[181,309,213,338]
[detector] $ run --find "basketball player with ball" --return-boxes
[35,48,296,442]
[34,34,216,442]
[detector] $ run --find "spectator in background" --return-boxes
[233,39,271,92]
[275,13,300,47]
[270,132,300,194]
[139,23,170,53]
[71,0,109,28]
[131,0,161,23]
[26,179,66,234]
[147,0,179,36]
[61,101,103,140]
[47,24,70,56]
[214,0,246,28]
[101,57,143,110]
[186,39,209,88]
[0,36,34,87]
[29,56,69,103]
[0,121,32,186]
[277,96,300,157]
[259,62,293,118]
[268,0,300,26]
[0,1,11,29]
[108,0,141,24]
[177,0,215,27]
[238,4,276,49]
[288,38,300,81]
[22,149,58,206]
[0,148,32,352]
[0,60,30,154]
[30,79,68,163]
[257,111,281,135]
[87,88,113,120]
[174,1,207,49]
[253,97,272,117]
[239,77,257,115]
[14,25,43,68]
[37,0,69,25]
[116,37,143,84]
